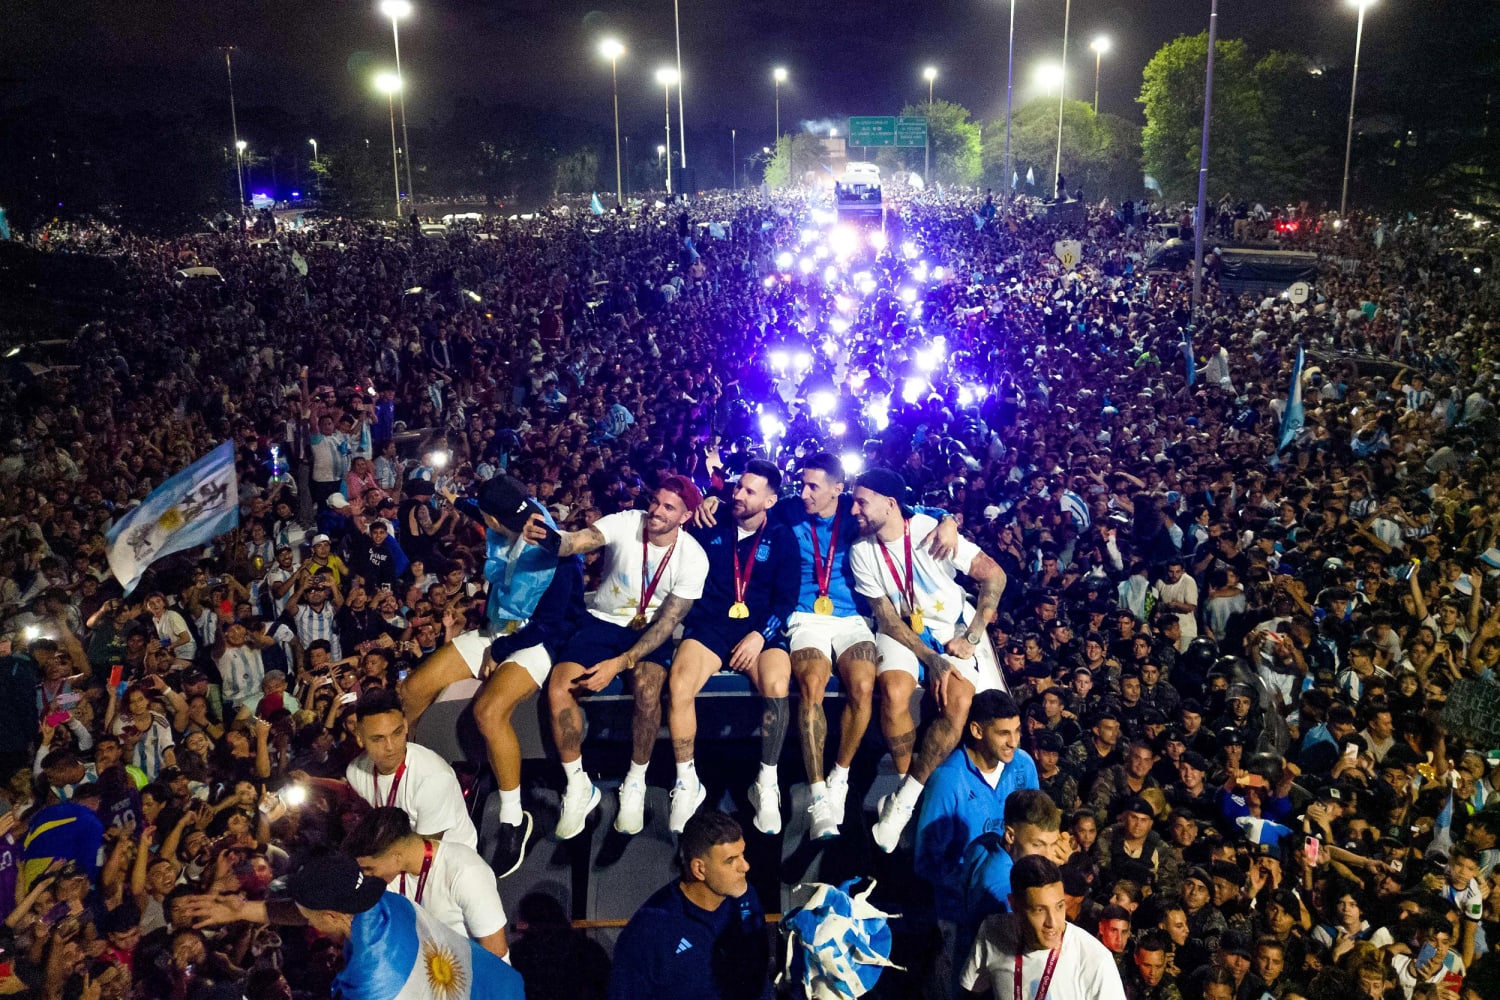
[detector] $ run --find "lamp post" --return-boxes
[379,0,415,214]
[1053,0,1072,201]
[374,72,404,219]
[672,0,686,169]
[731,128,737,189]
[1090,36,1110,113]
[1192,0,1219,317]
[773,66,787,141]
[308,138,319,201]
[922,66,937,181]
[235,139,248,203]
[656,67,678,196]
[308,138,318,165]
[221,46,244,209]
[1004,0,1017,199]
[1340,0,1377,217]
[599,38,625,208]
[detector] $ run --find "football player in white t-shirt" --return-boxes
[848,468,1009,853]
[522,476,710,840]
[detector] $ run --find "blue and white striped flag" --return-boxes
[106,441,238,595]
[1236,815,1293,850]
[1426,790,1455,859]
[1025,166,1035,187]
[1183,331,1196,387]
[336,893,524,1000]
[1059,490,1091,531]
[590,192,606,215]
[780,879,899,998]
[1277,344,1306,452]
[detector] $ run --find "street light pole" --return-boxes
[656,67,678,196]
[308,138,319,201]
[380,1,415,215]
[600,39,626,208]
[1192,0,1219,318]
[731,128,737,189]
[1340,0,1376,217]
[1090,36,1110,114]
[773,67,787,143]
[673,0,686,169]
[1053,0,1071,200]
[375,73,404,219]
[923,66,937,182]
[1004,0,1016,198]
[221,46,244,209]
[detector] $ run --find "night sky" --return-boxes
[3,1,1403,142]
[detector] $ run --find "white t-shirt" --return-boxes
[587,510,709,624]
[960,915,1127,1000]
[1152,574,1200,649]
[346,742,478,850]
[388,839,507,941]
[153,608,197,661]
[850,513,982,632]
[1390,949,1465,1000]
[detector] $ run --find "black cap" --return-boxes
[1217,727,1246,747]
[406,471,435,497]
[1120,795,1156,818]
[1180,699,1204,716]
[1184,866,1212,888]
[1221,930,1254,958]
[1381,825,1406,846]
[1180,750,1211,772]
[1034,730,1065,753]
[287,852,387,914]
[855,468,909,504]
[1210,860,1245,888]
[477,475,537,532]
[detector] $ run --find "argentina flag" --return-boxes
[1183,331,1196,387]
[1277,344,1306,452]
[337,893,524,1000]
[780,879,899,998]
[590,192,606,215]
[1059,489,1091,531]
[105,441,238,595]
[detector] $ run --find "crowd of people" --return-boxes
[0,180,1498,1000]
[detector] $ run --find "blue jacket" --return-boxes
[608,881,772,1000]
[914,746,1039,922]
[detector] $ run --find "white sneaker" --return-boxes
[808,795,839,841]
[614,777,646,835]
[668,778,706,834]
[555,779,600,840]
[872,792,914,853]
[825,774,849,826]
[748,780,782,835]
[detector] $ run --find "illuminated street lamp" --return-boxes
[1090,36,1110,113]
[598,38,625,207]
[378,1,415,213]
[922,66,938,181]
[1053,0,1072,200]
[1034,62,1065,94]
[235,139,248,198]
[374,72,404,218]
[656,66,679,196]
[773,66,788,141]
[1340,0,1377,216]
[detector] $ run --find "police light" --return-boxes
[840,452,866,476]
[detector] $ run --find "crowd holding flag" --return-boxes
[105,440,239,594]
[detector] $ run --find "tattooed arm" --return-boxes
[521,513,607,558]
[573,594,694,693]
[868,595,948,677]
[947,551,1007,660]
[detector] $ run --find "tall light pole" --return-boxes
[308,138,318,165]
[1053,0,1072,200]
[923,66,937,181]
[379,0,415,214]
[1090,36,1110,113]
[672,0,686,169]
[773,66,788,142]
[235,139,248,205]
[221,46,244,209]
[1004,0,1017,199]
[1192,0,1219,317]
[1340,0,1377,217]
[731,128,737,189]
[375,72,404,219]
[599,38,626,208]
[308,138,319,201]
[656,67,678,196]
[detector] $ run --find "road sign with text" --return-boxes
[895,117,928,147]
[848,117,896,146]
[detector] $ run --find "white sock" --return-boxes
[810,780,828,801]
[626,760,648,783]
[498,786,523,826]
[894,775,925,809]
[562,758,585,782]
[829,764,850,787]
[757,762,778,786]
[676,760,697,786]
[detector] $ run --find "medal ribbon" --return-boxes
[636,533,677,621]
[1014,929,1063,1000]
[809,511,841,600]
[401,838,436,904]
[373,761,407,808]
[732,524,767,608]
[876,518,918,617]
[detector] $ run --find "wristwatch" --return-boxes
[965,628,984,645]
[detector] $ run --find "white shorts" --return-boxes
[787,612,877,663]
[873,619,1003,694]
[451,629,553,688]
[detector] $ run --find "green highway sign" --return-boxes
[895,116,928,148]
[848,116,896,146]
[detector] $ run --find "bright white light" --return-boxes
[829,420,848,437]
[235,139,247,152]
[428,449,450,470]
[799,257,815,275]
[770,350,790,370]
[822,338,840,357]
[776,251,794,270]
[958,386,974,406]
[759,413,785,438]
[932,266,945,280]
[865,400,889,430]
[914,348,938,373]
[829,316,849,334]
[902,377,927,403]
[1475,267,1484,275]
[829,226,858,259]
[800,228,819,245]
[868,230,888,252]
[1090,36,1111,55]
[811,208,837,226]
[773,66,788,83]
[793,351,813,371]
[840,452,865,476]
[913,262,929,283]
[835,295,854,313]
[823,265,839,283]
[22,625,40,642]
[970,383,989,400]
[656,66,680,86]
[923,66,938,83]
[809,391,837,417]
[598,38,625,61]
[857,275,876,296]
[374,72,403,95]
[381,0,413,19]
[1034,62,1065,93]
[282,784,309,807]
[900,287,918,305]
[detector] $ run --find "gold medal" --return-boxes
[814,595,834,615]
[629,613,648,630]
[909,609,925,633]
[503,621,519,635]
[728,602,750,619]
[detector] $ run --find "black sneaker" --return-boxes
[491,811,533,879]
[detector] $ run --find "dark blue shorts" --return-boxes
[558,614,675,670]
[680,610,789,667]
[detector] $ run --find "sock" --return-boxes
[828,764,850,787]
[626,760,648,784]
[758,762,778,787]
[894,775,925,809]
[760,696,790,768]
[498,786,523,826]
[676,759,697,786]
[562,758,585,782]
[810,780,828,801]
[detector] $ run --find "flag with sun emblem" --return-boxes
[105,441,239,595]
[336,892,524,1000]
